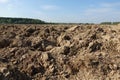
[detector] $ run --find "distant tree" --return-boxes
[0,17,46,24]
[101,22,112,25]
[100,22,120,25]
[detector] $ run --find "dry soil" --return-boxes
[0,24,120,80]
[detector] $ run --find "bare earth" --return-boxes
[0,24,120,80]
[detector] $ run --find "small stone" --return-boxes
[67,26,79,31]
[46,45,53,51]
[10,48,17,53]
[48,64,54,73]
[113,64,118,69]
[41,53,49,61]
[13,61,18,65]
[0,67,7,73]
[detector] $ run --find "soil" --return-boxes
[0,24,120,80]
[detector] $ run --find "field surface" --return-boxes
[0,24,120,80]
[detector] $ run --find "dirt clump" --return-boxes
[0,24,120,80]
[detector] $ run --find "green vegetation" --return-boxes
[0,17,46,24]
[0,17,120,25]
[101,22,120,25]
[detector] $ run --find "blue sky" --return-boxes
[0,0,120,23]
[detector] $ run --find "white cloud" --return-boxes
[80,2,120,23]
[85,8,112,15]
[5,4,12,10]
[41,5,59,10]
[84,2,120,16]
[0,0,9,3]
[101,2,120,8]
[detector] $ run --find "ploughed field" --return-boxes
[0,24,120,80]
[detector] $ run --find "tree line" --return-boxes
[0,17,46,24]
[100,22,120,25]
